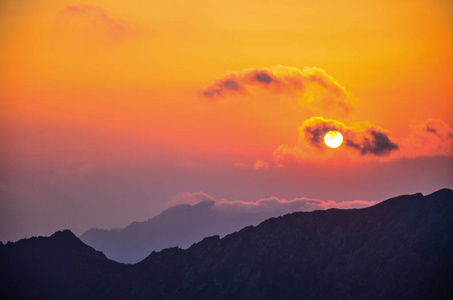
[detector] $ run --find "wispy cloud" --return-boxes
[233,162,248,169]
[59,5,142,42]
[169,191,376,214]
[254,159,269,170]
[201,65,354,117]
[400,119,453,158]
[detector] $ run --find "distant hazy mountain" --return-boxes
[1,189,452,299]
[79,200,307,263]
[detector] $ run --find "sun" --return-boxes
[324,130,343,148]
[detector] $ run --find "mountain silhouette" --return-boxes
[80,199,302,263]
[1,189,452,299]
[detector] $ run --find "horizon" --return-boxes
[2,187,450,245]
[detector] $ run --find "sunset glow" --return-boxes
[1,0,452,242]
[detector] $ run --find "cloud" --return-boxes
[274,117,453,165]
[214,197,377,214]
[201,65,354,117]
[201,66,453,166]
[233,162,248,169]
[399,119,453,158]
[59,5,142,42]
[347,130,399,156]
[274,116,399,164]
[254,159,269,170]
[169,191,216,206]
[170,192,377,216]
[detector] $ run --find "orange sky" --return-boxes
[1,0,452,241]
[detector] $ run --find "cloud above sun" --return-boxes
[202,66,453,166]
[202,65,354,118]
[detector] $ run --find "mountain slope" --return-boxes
[0,230,131,299]
[1,189,452,299]
[80,200,295,263]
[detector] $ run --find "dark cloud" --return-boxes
[426,126,437,134]
[345,139,361,150]
[345,131,399,156]
[304,123,341,146]
[202,77,242,98]
[359,130,399,156]
[250,71,277,84]
[220,79,242,91]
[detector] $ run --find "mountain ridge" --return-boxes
[79,198,303,263]
[1,189,452,299]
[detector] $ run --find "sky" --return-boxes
[1,0,453,242]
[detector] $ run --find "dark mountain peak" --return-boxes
[5,230,104,260]
[363,192,424,213]
[50,229,78,241]
[426,188,453,198]
[378,191,424,204]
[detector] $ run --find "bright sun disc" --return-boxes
[324,130,343,148]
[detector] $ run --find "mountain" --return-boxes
[80,200,298,263]
[1,189,452,299]
[0,230,130,299]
